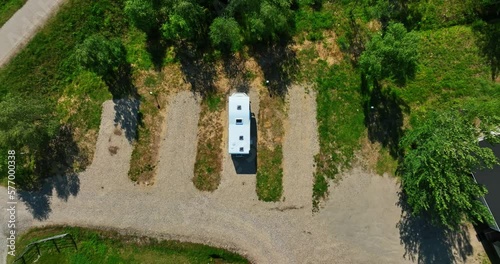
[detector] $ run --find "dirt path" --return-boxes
[0,0,66,68]
[0,89,485,264]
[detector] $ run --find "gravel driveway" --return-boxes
[0,89,485,264]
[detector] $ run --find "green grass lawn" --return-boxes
[312,62,365,210]
[256,91,286,202]
[399,25,500,120]
[9,226,249,264]
[0,0,26,28]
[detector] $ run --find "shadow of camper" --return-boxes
[231,113,257,174]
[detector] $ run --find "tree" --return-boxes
[74,34,127,79]
[124,0,157,33]
[209,17,242,51]
[227,0,293,43]
[359,22,419,85]
[399,110,499,230]
[161,0,206,42]
[0,94,59,181]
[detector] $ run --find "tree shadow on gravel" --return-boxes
[18,126,82,220]
[250,40,298,98]
[177,47,217,98]
[18,173,80,221]
[397,192,474,264]
[222,54,251,94]
[113,98,140,143]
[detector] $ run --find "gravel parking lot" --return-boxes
[0,89,485,264]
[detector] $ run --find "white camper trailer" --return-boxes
[228,93,251,155]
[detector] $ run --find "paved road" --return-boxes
[0,0,66,68]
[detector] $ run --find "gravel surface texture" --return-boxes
[282,85,318,210]
[0,90,485,264]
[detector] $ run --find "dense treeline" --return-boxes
[124,0,297,51]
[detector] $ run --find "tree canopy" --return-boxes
[161,0,207,41]
[74,34,127,78]
[399,110,499,230]
[209,17,242,51]
[360,22,419,85]
[0,94,58,151]
[0,94,59,178]
[124,0,157,33]
[124,0,295,50]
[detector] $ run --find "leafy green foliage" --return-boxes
[404,0,479,30]
[399,110,499,230]
[209,17,242,51]
[124,0,295,50]
[74,34,127,78]
[399,26,500,118]
[0,95,59,183]
[0,95,58,151]
[161,0,206,41]
[228,0,293,43]
[295,7,335,41]
[124,0,156,33]
[360,22,419,85]
[0,0,125,187]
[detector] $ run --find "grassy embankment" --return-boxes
[9,226,248,264]
[0,0,26,27]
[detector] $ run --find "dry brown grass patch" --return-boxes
[357,133,398,176]
[71,127,96,172]
[128,67,187,184]
[292,30,343,67]
[193,98,224,191]
[255,87,286,201]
